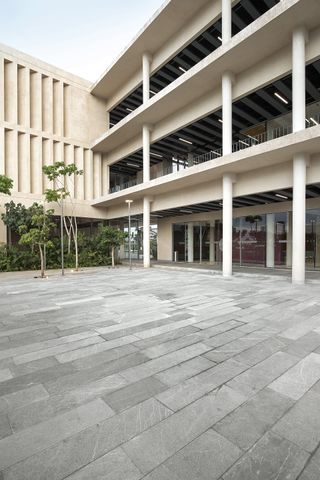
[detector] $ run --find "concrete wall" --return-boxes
[0,44,109,243]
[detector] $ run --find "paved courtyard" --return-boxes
[0,267,320,479]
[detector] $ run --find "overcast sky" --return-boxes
[0,0,164,82]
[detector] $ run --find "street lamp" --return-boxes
[125,200,133,270]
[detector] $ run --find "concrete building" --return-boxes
[1,0,320,283]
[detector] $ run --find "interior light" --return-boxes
[274,92,288,104]
[126,162,140,168]
[179,137,193,145]
[150,152,163,158]
[126,107,133,112]
[180,209,193,213]
[218,36,222,42]
[310,117,319,125]
[275,193,288,200]
[305,118,310,124]
[218,119,223,123]
[150,90,157,95]
[239,140,249,146]
[179,66,187,73]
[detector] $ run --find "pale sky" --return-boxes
[0,0,164,82]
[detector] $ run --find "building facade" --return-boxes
[1,0,320,283]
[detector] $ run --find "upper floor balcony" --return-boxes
[107,0,281,128]
[107,58,320,195]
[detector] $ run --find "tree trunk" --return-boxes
[74,217,78,271]
[39,245,45,279]
[111,246,115,268]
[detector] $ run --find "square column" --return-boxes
[188,222,194,262]
[143,124,152,182]
[142,53,152,104]
[143,196,151,268]
[222,173,235,277]
[292,153,308,284]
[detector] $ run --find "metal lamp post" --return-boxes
[125,200,133,270]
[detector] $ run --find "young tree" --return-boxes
[43,162,83,274]
[96,225,127,268]
[19,203,55,278]
[0,175,13,196]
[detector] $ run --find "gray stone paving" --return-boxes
[0,267,320,479]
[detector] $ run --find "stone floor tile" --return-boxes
[103,376,167,413]
[228,351,300,393]
[283,331,320,358]
[13,335,105,365]
[0,398,113,470]
[156,359,247,411]
[232,336,288,366]
[0,415,11,440]
[162,429,242,480]
[9,373,127,432]
[222,431,309,480]
[155,356,214,386]
[44,352,148,395]
[120,343,211,384]
[214,387,294,450]
[65,447,142,480]
[71,343,138,370]
[272,390,320,453]
[142,333,202,359]
[2,398,171,480]
[0,362,76,397]
[269,352,320,400]
[122,386,246,475]
[0,370,12,383]
[132,326,199,350]
[0,384,49,415]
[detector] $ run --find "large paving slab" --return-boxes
[0,266,320,479]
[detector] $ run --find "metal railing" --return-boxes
[109,178,142,194]
[109,112,320,193]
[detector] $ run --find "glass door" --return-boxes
[306,209,320,269]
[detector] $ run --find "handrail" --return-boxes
[109,113,320,193]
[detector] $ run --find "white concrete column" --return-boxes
[143,124,151,182]
[222,0,232,44]
[222,173,235,277]
[18,66,30,127]
[222,71,234,156]
[292,152,308,284]
[188,222,194,263]
[143,196,151,268]
[266,214,275,268]
[286,211,292,268]
[0,57,4,122]
[142,53,152,104]
[102,155,109,196]
[292,26,307,132]
[209,223,215,263]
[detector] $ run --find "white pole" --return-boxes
[143,125,151,183]
[142,53,151,104]
[222,71,233,156]
[222,0,232,44]
[292,26,307,133]
[266,214,275,268]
